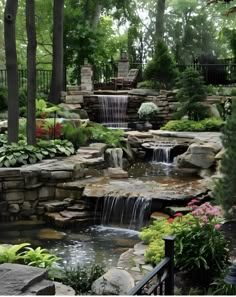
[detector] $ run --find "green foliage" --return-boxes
[144,40,178,89]
[161,118,224,132]
[0,243,30,264]
[0,139,74,167]
[137,102,159,120]
[175,68,208,121]
[36,99,60,118]
[137,80,160,90]
[89,123,124,147]
[62,123,91,149]
[61,264,105,295]
[214,100,236,218]
[140,201,229,287]
[21,246,60,269]
[209,269,236,295]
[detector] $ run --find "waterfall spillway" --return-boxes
[98,95,128,129]
[152,141,176,164]
[101,196,152,230]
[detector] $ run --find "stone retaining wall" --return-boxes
[0,162,85,222]
[82,90,175,128]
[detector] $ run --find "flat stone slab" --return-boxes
[83,177,209,201]
[0,263,55,295]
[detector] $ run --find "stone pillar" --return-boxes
[118,50,129,77]
[80,60,93,92]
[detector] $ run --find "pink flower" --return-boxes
[214,224,221,230]
[167,218,174,224]
[187,199,199,206]
[174,213,183,217]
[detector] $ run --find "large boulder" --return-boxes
[175,142,221,169]
[0,263,55,295]
[91,268,134,295]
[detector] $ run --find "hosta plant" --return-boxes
[0,139,75,167]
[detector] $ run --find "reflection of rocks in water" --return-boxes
[37,228,66,240]
[67,233,91,242]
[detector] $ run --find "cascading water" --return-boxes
[98,95,128,129]
[152,141,176,164]
[100,195,152,230]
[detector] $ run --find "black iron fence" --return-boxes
[0,69,52,93]
[128,236,175,295]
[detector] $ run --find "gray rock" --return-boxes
[22,201,31,211]
[54,281,75,295]
[43,201,70,212]
[129,88,160,96]
[0,263,55,295]
[8,203,20,214]
[91,268,134,295]
[50,171,72,180]
[104,168,128,179]
[5,191,24,202]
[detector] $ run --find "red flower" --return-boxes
[167,218,174,223]
[174,212,183,217]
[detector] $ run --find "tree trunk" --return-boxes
[91,3,102,28]
[48,0,64,104]
[155,0,166,42]
[4,0,19,144]
[26,0,37,145]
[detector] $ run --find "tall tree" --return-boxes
[155,0,166,41]
[4,0,19,144]
[26,0,37,145]
[48,0,64,104]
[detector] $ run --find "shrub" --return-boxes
[174,68,209,121]
[62,123,91,149]
[214,99,236,218]
[137,102,159,120]
[161,118,223,132]
[61,264,105,295]
[89,123,124,147]
[140,200,229,287]
[0,243,30,264]
[144,40,178,89]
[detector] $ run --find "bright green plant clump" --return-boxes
[61,264,105,295]
[140,200,229,287]
[0,243,30,264]
[175,68,208,121]
[137,102,159,120]
[137,80,160,90]
[21,246,60,269]
[89,123,124,147]
[161,118,223,132]
[0,139,74,167]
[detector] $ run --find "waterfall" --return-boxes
[106,148,123,168]
[98,95,128,129]
[101,195,152,230]
[152,141,176,164]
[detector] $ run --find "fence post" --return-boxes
[163,235,175,295]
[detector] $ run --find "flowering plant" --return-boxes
[137,102,159,120]
[140,200,229,287]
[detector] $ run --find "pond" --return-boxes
[0,222,139,269]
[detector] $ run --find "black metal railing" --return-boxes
[128,236,175,295]
[0,69,52,93]
[177,63,236,85]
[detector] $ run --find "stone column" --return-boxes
[118,50,129,77]
[80,60,93,92]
